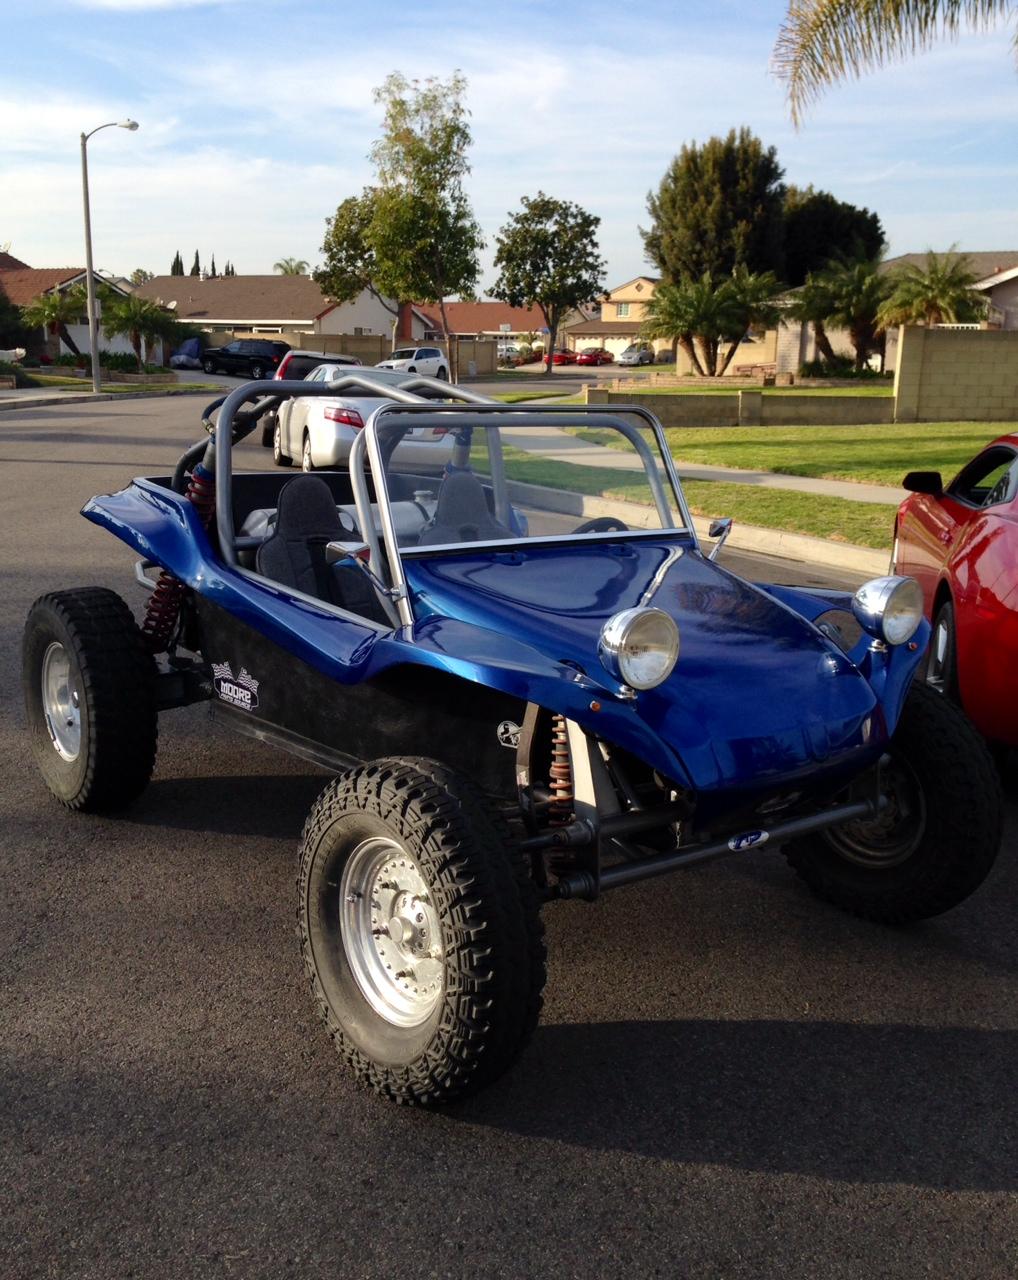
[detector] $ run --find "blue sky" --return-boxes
[4,0,1017,290]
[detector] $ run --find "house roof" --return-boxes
[562,318,642,336]
[881,251,1018,279]
[973,264,1018,290]
[604,275,659,296]
[418,300,546,334]
[135,274,337,323]
[0,251,31,271]
[0,267,88,306]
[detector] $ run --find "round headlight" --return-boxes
[851,575,924,646]
[599,607,680,690]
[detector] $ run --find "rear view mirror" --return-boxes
[903,471,943,497]
[707,516,732,561]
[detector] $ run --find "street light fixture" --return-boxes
[80,119,139,393]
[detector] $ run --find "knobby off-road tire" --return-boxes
[23,588,157,811]
[786,680,1002,923]
[298,757,546,1106]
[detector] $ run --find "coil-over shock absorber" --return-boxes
[141,462,216,654]
[548,713,574,826]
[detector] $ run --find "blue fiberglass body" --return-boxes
[84,476,927,812]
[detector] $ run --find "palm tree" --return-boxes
[642,271,782,376]
[774,1,1015,123]
[273,257,310,275]
[878,247,985,327]
[820,256,892,371]
[786,273,840,364]
[21,285,87,357]
[100,293,179,371]
[716,266,783,376]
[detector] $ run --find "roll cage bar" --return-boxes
[210,374,698,629]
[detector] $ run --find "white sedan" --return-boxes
[272,364,456,472]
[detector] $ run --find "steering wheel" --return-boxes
[984,473,1011,508]
[573,516,629,534]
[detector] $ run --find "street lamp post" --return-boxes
[80,119,139,393]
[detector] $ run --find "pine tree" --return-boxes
[170,250,184,276]
[189,251,201,277]
[209,254,217,278]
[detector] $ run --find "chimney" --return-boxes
[397,301,414,341]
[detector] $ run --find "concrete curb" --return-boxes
[0,388,217,413]
[503,478,889,577]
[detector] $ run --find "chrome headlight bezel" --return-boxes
[599,607,680,690]
[851,575,924,646]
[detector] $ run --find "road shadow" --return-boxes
[459,1017,1017,1191]
[125,773,328,839]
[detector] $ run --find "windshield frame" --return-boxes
[350,402,698,628]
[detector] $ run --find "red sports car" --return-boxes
[575,347,613,366]
[893,432,1018,745]
[544,348,577,366]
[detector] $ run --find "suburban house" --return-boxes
[0,256,133,356]
[414,300,545,342]
[565,276,660,358]
[134,275,426,340]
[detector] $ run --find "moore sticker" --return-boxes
[212,662,260,712]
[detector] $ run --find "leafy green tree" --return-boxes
[783,186,884,286]
[819,256,892,371]
[189,251,201,277]
[366,71,483,378]
[274,257,309,275]
[170,251,184,276]
[642,128,787,282]
[491,193,606,377]
[21,285,88,357]
[0,282,29,349]
[99,291,180,371]
[774,0,1015,122]
[641,270,783,376]
[130,268,153,286]
[878,247,984,327]
[315,191,398,329]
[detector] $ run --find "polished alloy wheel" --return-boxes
[340,837,444,1027]
[41,641,81,762]
[302,437,313,471]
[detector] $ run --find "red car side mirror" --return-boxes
[903,471,943,497]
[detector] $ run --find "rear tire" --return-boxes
[202,358,216,374]
[786,681,1001,923]
[298,757,546,1106]
[436,367,449,381]
[250,363,265,380]
[22,589,157,811]
[273,420,292,467]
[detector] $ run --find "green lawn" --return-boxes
[571,421,1014,489]
[602,383,893,397]
[490,390,571,404]
[13,376,222,395]
[490,447,892,550]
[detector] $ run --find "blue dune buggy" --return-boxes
[23,375,1002,1105]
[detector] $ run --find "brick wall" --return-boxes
[585,387,894,427]
[894,326,1018,422]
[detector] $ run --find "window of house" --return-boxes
[617,302,630,318]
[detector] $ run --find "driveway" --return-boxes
[2,398,1016,1280]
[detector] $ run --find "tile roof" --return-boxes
[134,274,336,323]
[882,251,1018,278]
[562,318,642,336]
[0,251,31,271]
[0,267,86,305]
[423,300,545,334]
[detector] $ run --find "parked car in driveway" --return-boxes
[376,346,449,380]
[202,339,290,379]
[575,347,613,366]
[545,348,577,366]
[271,364,456,472]
[618,343,655,367]
[259,349,363,446]
[893,432,1018,747]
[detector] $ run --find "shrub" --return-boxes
[799,357,889,380]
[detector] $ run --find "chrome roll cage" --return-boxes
[212,374,698,630]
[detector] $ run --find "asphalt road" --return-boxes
[2,398,1016,1280]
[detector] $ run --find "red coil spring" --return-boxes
[548,713,574,826]
[141,466,216,654]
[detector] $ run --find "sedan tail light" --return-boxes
[274,355,291,380]
[324,406,364,428]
